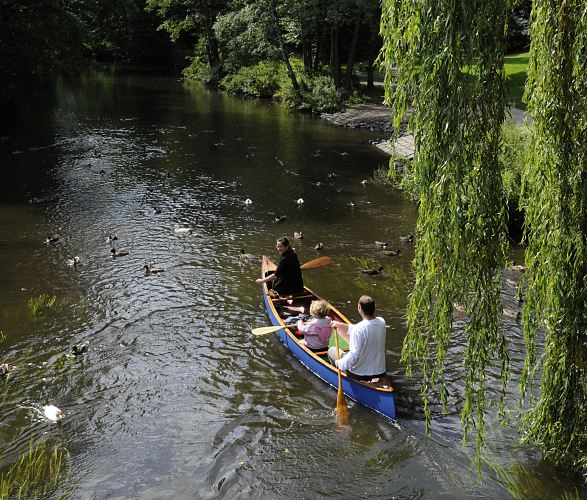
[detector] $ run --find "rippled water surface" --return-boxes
[0,68,583,498]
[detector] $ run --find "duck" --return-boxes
[0,363,10,378]
[374,241,389,248]
[453,302,468,314]
[505,278,518,288]
[244,198,253,205]
[361,266,384,275]
[43,405,65,422]
[71,341,89,356]
[239,249,257,262]
[349,201,356,208]
[45,234,60,244]
[314,243,324,251]
[502,308,521,320]
[360,179,368,186]
[510,262,525,272]
[111,248,129,258]
[274,215,287,224]
[293,231,304,239]
[66,256,81,267]
[296,198,304,205]
[381,249,401,257]
[172,224,192,234]
[400,234,414,243]
[144,264,165,275]
[105,234,118,243]
[154,207,162,215]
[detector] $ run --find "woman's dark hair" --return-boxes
[358,295,375,316]
[277,236,290,247]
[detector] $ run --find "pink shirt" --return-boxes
[297,317,332,349]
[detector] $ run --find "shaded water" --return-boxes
[0,68,583,498]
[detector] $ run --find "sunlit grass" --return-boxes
[0,441,68,499]
[504,51,529,110]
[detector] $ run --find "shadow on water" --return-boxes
[0,67,584,498]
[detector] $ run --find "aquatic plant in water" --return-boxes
[0,440,68,499]
[27,294,57,317]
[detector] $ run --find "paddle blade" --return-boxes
[336,393,350,425]
[251,324,295,336]
[300,256,332,270]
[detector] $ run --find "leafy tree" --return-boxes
[381,0,510,473]
[382,0,587,478]
[520,0,587,476]
[146,0,224,73]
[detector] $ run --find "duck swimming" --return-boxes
[293,231,304,239]
[71,341,89,356]
[244,198,253,205]
[314,243,324,251]
[400,234,414,243]
[374,241,389,248]
[239,249,257,262]
[45,234,60,244]
[361,266,384,275]
[66,256,81,267]
[296,198,304,205]
[172,224,192,234]
[43,405,65,422]
[381,249,401,256]
[144,264,165,275]
[111,248,129,257]
[274,215,287,224]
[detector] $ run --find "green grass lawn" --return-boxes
[504,51,529,110]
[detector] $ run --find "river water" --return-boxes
[0,68,583,498]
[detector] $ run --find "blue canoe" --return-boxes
[260,255,395,420]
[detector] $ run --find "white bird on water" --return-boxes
[296,198,304,205]
[172,224,192,234]
[244,198,253,205]
[43,405,65,422]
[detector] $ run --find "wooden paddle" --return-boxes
[334,327,349,424]
[300,256,331,270]
[251,324,297,336]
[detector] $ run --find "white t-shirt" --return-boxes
[338,317,386,376]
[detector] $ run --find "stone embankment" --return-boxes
[322,101,528,158]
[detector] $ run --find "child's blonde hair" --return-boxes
[309,300,329,318]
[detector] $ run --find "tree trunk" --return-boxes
[344,19,361,91]
[270,0,300,94]
[200,0,220,69]
[330,25,341,87]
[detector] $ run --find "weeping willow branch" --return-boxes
[520,0,587,475]
[381,0,509,472]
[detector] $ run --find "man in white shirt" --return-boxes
[328,295,386,381]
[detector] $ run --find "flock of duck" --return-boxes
[0,222,205,421]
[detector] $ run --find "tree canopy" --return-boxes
[381,0,587,478]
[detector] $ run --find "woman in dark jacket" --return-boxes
[256,237,304,296]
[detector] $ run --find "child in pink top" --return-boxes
[297,300,332,351]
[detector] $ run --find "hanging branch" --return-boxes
[520,0,587,475]
[381,0,509,472]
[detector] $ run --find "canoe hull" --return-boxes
[261,256,395,420]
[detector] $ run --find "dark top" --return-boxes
[273,247,304,295]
